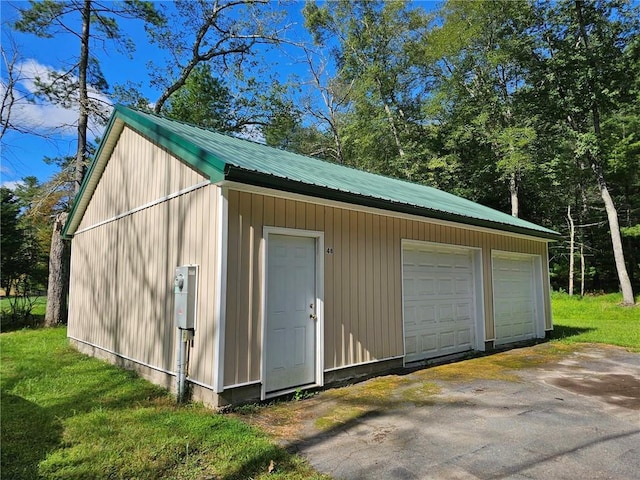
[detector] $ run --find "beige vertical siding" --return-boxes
[224,189,552,384]
[68,128,218,387]
[76,127,209,231]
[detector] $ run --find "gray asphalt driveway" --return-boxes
[239,344,640,480]
[300,346,639,479]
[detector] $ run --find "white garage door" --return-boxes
[492,253,538,345]
[403,244,477,362]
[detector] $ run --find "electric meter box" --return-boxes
[174,265,197,329]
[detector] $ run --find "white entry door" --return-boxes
[493,253,538,345]
[265,234,317,393]
[403,244,477,362]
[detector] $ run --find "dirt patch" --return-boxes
[550,374,640,410]
[531,344,640,412]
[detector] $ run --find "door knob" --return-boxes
[310,313,317,320]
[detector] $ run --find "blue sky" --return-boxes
[1,1,441,189]
[0,0,313,188]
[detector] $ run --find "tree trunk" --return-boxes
[580,241,585,297]
[45,213,70,326]
[567,205,575,296]
[332,126,345,164]
[510,172,519,218]
[45,0,91,326]
[75,0,91,194]
[374,77,405,158]
[574,0,635,305]
[593,164,635,305]
[383,101,405,158]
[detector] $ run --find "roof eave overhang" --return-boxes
[225,166,561,241]
[62,113,125,238]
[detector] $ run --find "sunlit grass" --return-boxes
[3,293,638,478]
[1,327,326,480]
[550,292,640,352]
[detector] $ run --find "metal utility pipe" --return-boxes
[176,328,189,403]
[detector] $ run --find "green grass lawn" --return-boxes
[1,327,326,480]
[550,292,640,352]
[2,293,638,478]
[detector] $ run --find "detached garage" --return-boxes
[65,106,559,407]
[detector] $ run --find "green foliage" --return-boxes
[1,187,24,293]
[8,0,640,301]
[621,225,640,238]
[0,188,48,323]
[0,296,46,331]
[304,0,431,177]
[14,0,164,50]
[163,64,236,132]
[0,327,326,479]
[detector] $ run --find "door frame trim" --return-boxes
[491,250,546,344]
[401,239,486,365]
[261,227,325,400]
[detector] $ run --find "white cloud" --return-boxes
[2,59,113,137]
[0,179,23,190]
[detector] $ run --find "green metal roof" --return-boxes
[65,105,560,239]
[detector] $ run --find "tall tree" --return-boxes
[150,0,292,115]
[14,0,164,324]
[304,0,430,177]
[1,187,25,296]
[1,30,23,141]
[295,48,352,164]
[417,0,541,217]
[163,63,236,132]
[527,0,638,304]
[1,186,48,322]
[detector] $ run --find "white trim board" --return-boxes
[69,335,176,377]
[73,180,211,235]
[213,186,228,393]
[71,335,219,392]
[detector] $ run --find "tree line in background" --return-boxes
[2,0,638,324]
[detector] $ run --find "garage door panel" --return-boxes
[439,331,455,349]
[422,333,438,353]
[403,245,478,363]
[455,277,472,294]
[405,336,418,356]
[493,254,540,345]
[438,278,453,295]
[438,303,454,322]
[456,302,472,321]
[419,278,436,296]
[457,328,472,348]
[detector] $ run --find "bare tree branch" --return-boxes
[152,0,296,113]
